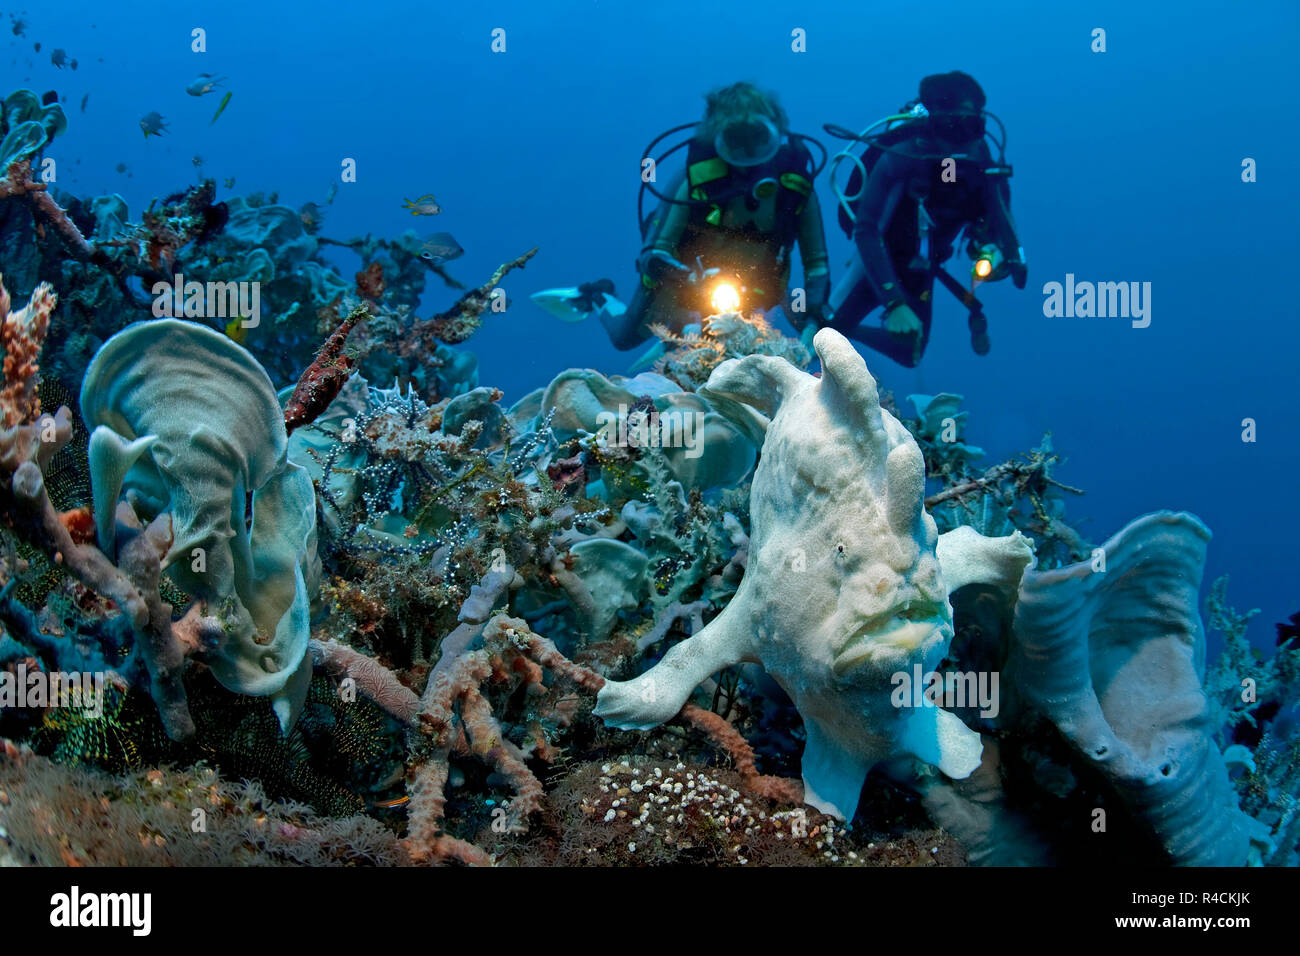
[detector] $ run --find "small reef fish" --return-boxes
[185,73,225,97]
[223,176,236,189]
[298,201,323,232]
[33,42,40,53]
[115,162,128,174]
[325,182,337,205]
[139,111,168,138]
[419,232,463,263]
[50,48,75,70]
[210,90,232,125]
[370,795,410,810]
[224,317,251,344]
[11,18,25,37]
[401,193,441,216]
[80,93,88,113]
[192,155,204,168]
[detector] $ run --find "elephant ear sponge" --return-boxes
[596,328,1034,821]
[79,318,318,731]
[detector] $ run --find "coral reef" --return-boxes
[0,82,1290,869]
[0,739,402,866]
[648,309,810,390]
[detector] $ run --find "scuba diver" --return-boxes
[533,82,830,352]
[813,71,1027,367]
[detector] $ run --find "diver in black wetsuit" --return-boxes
[817,72,1027,367]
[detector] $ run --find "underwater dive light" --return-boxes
[973,257,994,280]
[711,281,741,314]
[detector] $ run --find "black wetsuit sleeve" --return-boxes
[797,190,830,291]
[969,145,1025,284]
[981,177,1019,253]
[851,152,914,310]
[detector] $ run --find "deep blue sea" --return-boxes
[12,0,1298,647]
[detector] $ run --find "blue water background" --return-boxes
[10,0,1299,649]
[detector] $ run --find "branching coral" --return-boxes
[1202,577,1300,863]
[399,246,538,351]
[0,278,205,740]
[0,273,54,426]
[404,614,605,865]
[911,404,1088,569]
[1205,576,1267,744]
[649,310,810,391]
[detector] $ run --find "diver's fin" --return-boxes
[531,287,628,324]
[530,288,589,322]
[628,340,665,373]
[597,294,626,319]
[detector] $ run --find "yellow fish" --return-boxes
[224,317,249,344]
[401,194,441,216]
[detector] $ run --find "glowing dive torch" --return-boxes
[970,244,1003,291]
[710,280,741,314]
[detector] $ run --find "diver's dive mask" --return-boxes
[715,115,781,167]
[928,110,986,146]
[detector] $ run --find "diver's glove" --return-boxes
[884,303,923,336]
[795,269,832,329]
[968,242,1028,289]
[637,249,692,285]
[969,243,1006,282]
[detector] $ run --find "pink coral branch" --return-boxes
[0,275,55,427]
[401,614,607,865]
[309,637,421,725]
[678,704,803,804]
[0,160,96,261]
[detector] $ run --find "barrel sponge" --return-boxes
[1005,511,1258,865]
